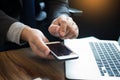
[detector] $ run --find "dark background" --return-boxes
[69,0,120,40]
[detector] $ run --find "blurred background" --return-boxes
[69,0,120,40]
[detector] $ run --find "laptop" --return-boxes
[64,36,120,80]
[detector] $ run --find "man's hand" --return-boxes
[48,15,79,39]
[20,26,52,59]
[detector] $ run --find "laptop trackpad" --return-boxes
[65,40,101,79]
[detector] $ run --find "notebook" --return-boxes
[64,37,120,80]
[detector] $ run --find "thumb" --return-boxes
[48,24,60,37]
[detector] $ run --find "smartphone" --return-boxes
[46,41,79,60]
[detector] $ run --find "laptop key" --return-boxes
[89,42,120,77]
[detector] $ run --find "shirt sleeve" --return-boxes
[7,22,27,45]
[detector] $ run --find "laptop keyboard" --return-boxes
[89,42,120,77]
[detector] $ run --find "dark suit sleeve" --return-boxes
[44,0,70,20]
[0,10,18,46]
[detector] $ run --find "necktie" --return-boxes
[21,0,36,28]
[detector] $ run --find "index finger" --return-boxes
[59,16,68,37]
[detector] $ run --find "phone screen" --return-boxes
[47,42,73,56]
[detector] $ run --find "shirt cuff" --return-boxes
[7,22,27,45]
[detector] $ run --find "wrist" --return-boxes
[20,26,32,42]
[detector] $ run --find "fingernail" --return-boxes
[45,49,50,55]
[60,32,65,36]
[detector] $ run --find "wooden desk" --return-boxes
[0,48,65,80]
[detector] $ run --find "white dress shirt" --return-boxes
[7,22,26,45]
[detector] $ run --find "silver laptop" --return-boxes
[64,37,120,80]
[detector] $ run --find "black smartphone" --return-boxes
[46,41,79,60]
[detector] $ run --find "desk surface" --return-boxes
[0,48,65,80]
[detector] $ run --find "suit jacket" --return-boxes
[0,0,70,50]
